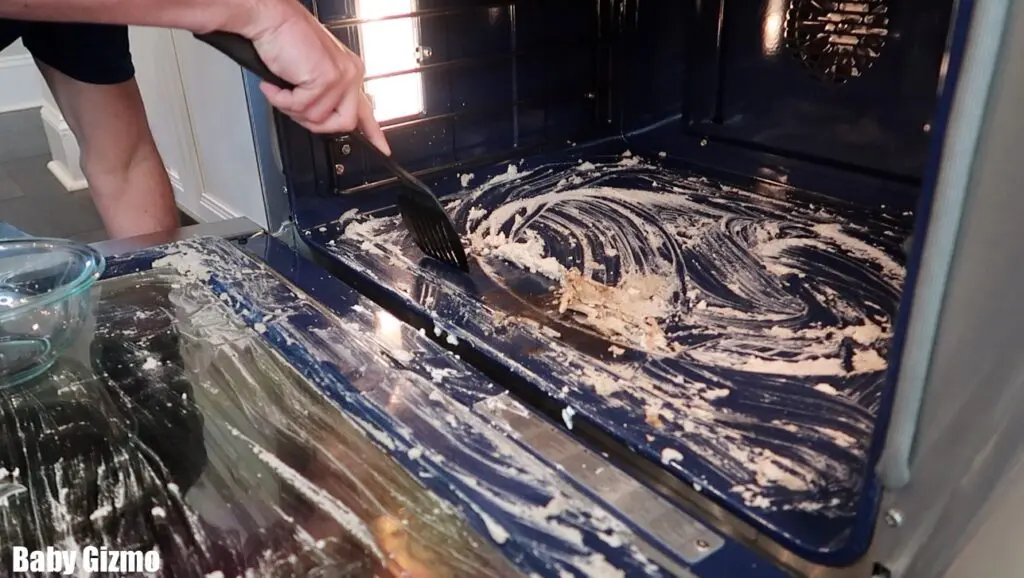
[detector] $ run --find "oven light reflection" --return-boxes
[763,0,787,57]
[375,308,409,410]
[357,0,425,122]
[375,310,405,350]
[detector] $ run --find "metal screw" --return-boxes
[695,539,710,552]
[923,123,932,133]
[341,144,352,155]
[884,509,903,527]
[584,92,597,100]
[699,137,709,147]
[334,164,346,176]
[415,46,433,63]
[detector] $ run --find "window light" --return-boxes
[357,0,425,122]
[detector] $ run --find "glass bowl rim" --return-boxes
[0,237,106,323]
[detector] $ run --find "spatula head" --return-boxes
[397,190,470,272]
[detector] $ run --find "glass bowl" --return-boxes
[0,238,105,387]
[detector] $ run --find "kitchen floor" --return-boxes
[0,108,108,242]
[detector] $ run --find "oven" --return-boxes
[252,0,1017,576]
[6,0,1023,577]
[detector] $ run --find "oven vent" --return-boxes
[784,0,890,83]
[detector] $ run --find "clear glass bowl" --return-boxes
[0,238,105,387]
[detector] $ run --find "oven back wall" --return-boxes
[658,0,956,183]
[279,0,956,227]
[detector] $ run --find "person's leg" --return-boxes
[37,67,179,238]
[23,22,179,238]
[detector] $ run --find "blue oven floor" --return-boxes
[299,148,912,564]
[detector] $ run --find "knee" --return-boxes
[54,87,158,188]
[77,128,159,190]
[79,148,123,188]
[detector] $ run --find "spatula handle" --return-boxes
[193,31,295,90]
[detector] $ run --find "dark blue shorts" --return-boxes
[0,20,134,85]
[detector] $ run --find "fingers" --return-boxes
[264,81,389,152]
[251,15,387,144]
[336,86,361,130]
[261,85,350,133]
[259,82,291,109]
[292,110,358,134]
[357,94,391,156]
[304,89,346,124]
[262,84,347,126]
[283,64,352,123]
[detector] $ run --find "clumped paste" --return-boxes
[327,152,910,532]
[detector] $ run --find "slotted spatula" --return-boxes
[194,31,470,272]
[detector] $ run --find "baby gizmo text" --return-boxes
[11,546,161,575]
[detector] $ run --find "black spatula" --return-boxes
[194,31,470,272]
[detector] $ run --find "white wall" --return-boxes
[128,27,267,228]
[0,40,44,113]
[129,27,206,215]
[166,29,267,227]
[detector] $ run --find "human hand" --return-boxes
[238,0,391,154]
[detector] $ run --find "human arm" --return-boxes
[0,0,391,153]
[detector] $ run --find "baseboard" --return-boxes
[199,193,242,222]
[46,160,87,191]
[177,204,204,225]
[183,194,240,224]
[168,167,186,197]
[168,166,242,223]
[39,103,88,191]
[0,53,42,113]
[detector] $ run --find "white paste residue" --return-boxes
[562,406,577,430]
[320,154,908,522]
[152,248,215,281]
[815,383,839,395]
[660,448,683,466]
[225,425,384,562]
[89,505,113,521]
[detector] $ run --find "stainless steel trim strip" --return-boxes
[474,392,723,569]
[90,218,264,257]
[241,70,291,233]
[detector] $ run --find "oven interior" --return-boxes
[273,0,962,569]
